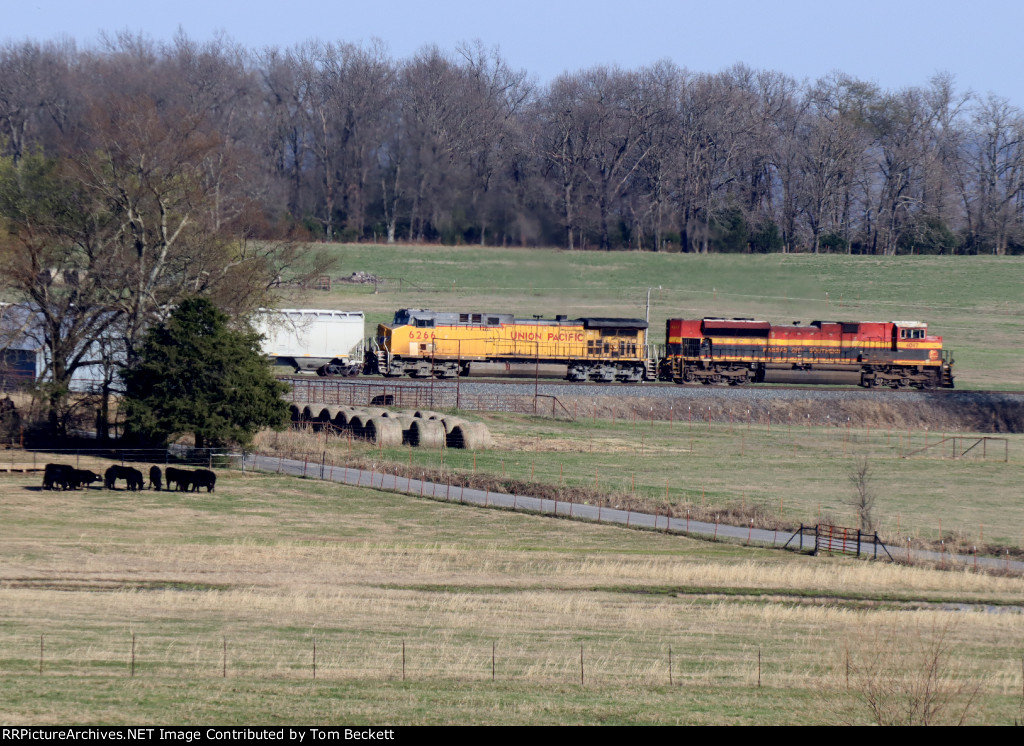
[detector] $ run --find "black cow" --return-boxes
[165,466,192,492]
[104,465,144,491]
[43,463,74,490]
[191,469,216,492]
[149,465,163,491]
[70,469,101,490]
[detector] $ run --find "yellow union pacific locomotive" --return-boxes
[368,309,652,382]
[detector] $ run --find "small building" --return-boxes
[0,302,121,393]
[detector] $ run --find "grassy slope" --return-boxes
[286,247,1024,389]
[269,409,1024,551]
[1,468,1022,725]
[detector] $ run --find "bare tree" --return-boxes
[963,95,1024,254]
[846,456,877,532]
[1,84,312,435]
[540,71,596,250]
[7,35,1024,253]
[456,41,534,246]
[0,152,125,435]
[0,40,80,163]
[846,620,981,726]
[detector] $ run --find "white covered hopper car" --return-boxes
[254,309,364,376]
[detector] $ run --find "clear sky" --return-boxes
[4,0,1023,106]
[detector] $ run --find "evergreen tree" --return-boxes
[121,297,290,448]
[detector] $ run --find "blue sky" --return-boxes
[5,0,1023,106]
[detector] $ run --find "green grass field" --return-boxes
[269,410,1024,554]
[1,468,1022,725]
[286,247,1024,389]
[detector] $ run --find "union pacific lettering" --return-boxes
[510,331,584,342]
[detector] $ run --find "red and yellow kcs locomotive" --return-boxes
[659,317,954,388]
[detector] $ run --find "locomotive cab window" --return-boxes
[415,318,435,328]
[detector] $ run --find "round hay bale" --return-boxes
[408,418,446,448]
[289,404,302,423]
[329,406,356,429]
[387,414,416,430]
[438,416,466,435]
[413,410,440,419]
[448,422,492,450]
[364,417,403,447]
[347,412,372,438]
[338,408,368,429]
[383,414,417,445]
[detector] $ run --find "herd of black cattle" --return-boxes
[42,463,216,492]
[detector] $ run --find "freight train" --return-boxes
[269,308,955,389]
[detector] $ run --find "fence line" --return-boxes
[0,631,822,690]
[241,450,1024,573]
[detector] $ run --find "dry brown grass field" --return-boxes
[1,464,1023,724]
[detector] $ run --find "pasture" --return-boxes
[2,465,1022,724]
[289,247,1024,389]
[3,249,1023,724]
[266,410,1024,554]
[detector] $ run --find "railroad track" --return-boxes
[281,375,1020,399]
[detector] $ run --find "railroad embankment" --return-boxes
[557,390,1024,433]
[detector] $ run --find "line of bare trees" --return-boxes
[2,31,1023,255]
